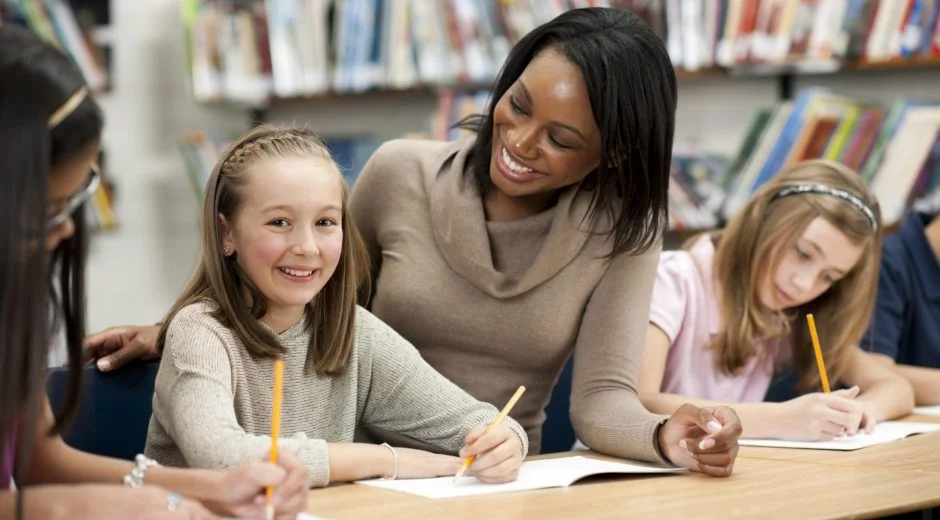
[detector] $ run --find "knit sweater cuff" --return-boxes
[292,435,331,488]
[647,415,673,466]
[505,418,529,458]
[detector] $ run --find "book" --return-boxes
[355,456,684,499]
[738,421,940,451]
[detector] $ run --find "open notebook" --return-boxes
[356,456,684,499]
[738,421,940,451]
[914,405,940,416]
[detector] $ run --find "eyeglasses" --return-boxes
[47,163,102,230]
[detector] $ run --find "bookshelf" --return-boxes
[1,0,118,231]
[179,0,940,234]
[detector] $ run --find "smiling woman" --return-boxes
[486,48,604,206]
[346,6,744,476]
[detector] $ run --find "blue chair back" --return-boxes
[763,369,800,403]
[764,367,847,403]
[46,360,160,460]
[541,356,575,453]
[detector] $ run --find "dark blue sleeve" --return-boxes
[862,248,908,360]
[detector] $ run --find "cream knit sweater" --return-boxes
[144,301,528,487]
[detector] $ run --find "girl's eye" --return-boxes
[317,218,337,227]
[269,218,289,227]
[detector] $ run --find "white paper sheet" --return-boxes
[738,421,940,450]
[914,405,940,416]
[355,456,684,499]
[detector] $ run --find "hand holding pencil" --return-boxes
[455,385,526,484]
[771,315,875,441]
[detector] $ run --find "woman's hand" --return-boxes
[83,325,161,371]
[659,403,742,477]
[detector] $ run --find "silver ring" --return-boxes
[167,492,182,512]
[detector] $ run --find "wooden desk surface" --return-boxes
[304,428,940,520]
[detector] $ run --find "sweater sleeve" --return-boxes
[156,307,331,487]
[356,309,529,457]
[569,242,671,464]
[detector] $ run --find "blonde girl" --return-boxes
[638,160,914,440]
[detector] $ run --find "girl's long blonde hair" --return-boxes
[704,160,882,391]
[158,124,370,375]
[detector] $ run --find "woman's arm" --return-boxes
[568,243,672,461]
[842,348,915,421]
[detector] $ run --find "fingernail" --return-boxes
[699,438,716,450]
[97,359,110,371]
[679,440,688,452]
[706,420,722,433]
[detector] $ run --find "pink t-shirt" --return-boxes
[650,236,788,403]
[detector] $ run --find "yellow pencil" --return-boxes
[806,314,831,393]
[265,360,285,520]
[454,385,526,480]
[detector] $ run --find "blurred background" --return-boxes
[2,0,939,332]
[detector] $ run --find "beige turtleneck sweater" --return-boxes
[349,137,669,463]
[144,301,528,487]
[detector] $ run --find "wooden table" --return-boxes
[304,420,940,519]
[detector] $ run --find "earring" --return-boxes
[223,245,231,255]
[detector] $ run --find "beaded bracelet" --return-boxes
[123,453,160,488]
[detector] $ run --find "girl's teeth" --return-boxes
[282,268,312,277]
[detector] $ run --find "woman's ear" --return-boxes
[219,213,235,256]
